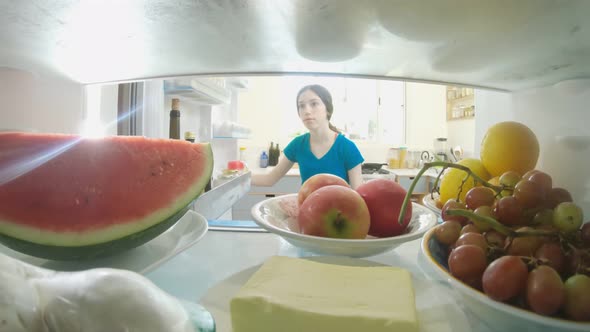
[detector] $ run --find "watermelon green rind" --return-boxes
[0,133,214,259]
[0,205,190,261]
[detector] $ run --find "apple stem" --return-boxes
[397,161,503,225]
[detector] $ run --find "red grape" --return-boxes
[581,223,590,247]
[441,199,469,225]
[513,179,544,209]
[527,171,552,195]
[434,220,462,246]
[534,242,566,274]
[522,169,541,179]
[465,187,496,210]
[526,265,565,316]
[493,196,524,226]
[482,255,528,302]
[448,245,488,287]
[456,232,488,252]
[563,274,590,321]
[544,187,573,209]
[460,223,481,235]
[506,227,544,256]
[566,250,585,275]
[484,230,506,248]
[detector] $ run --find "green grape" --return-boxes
[563,274,590,321]
[499,170,521,196]
[553,202,583,233]
[471,205,494,231]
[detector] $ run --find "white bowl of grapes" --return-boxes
[418,169,589,332]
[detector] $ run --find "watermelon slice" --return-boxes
[0,132,213,260]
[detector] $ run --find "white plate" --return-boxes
[251,194,437,258]
[200,256,472,332]
[0,210,208,274]
[422,193,442,215]
[419,227,590,332]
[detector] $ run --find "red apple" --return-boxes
[356,178,412,237]
[298,173,349,206]
[297,185,370,239]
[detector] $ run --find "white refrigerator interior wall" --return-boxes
[475,81,590,215]
[1,68,84,133]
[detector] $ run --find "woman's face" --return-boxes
[297,89,329,130]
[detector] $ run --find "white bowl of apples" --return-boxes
[251,175,437,258]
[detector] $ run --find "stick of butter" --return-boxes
[230,256,418,332]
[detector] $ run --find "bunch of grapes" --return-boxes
[433,169,590,322]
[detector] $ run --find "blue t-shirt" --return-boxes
[283,133,364,184]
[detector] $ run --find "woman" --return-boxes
[252,84,364,189]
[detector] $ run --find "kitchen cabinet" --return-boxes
[446,86,475,121]
[232,175,301,220]
[386,168,439,198]
[397,175,431,195]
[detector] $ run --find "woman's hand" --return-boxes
[251,155,294,187]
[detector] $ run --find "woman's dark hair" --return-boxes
[296,84,340,133]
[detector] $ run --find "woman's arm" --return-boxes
[347,164,363,190]
[251,154,295,187]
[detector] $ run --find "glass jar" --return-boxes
[434,137,448,161]
[387,148,400,169]
[398,146,407,169]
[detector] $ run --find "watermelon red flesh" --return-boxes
[0,132,213,247]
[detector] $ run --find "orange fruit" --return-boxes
[480,121,539,177]
[439,158,491,205]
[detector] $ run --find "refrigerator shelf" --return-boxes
[192,171,251,220]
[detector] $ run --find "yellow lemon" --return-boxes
[480,121,539,177]
[438,158,491,205]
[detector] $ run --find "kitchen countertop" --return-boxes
[384,167,440,178]
[248,166,301,177]
[145,229,495,332]
[249,166,440,179]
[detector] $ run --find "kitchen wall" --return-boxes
[475,79,590,216]
[405,82,447,151]
[236,77,296,167]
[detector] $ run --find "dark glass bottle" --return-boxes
[268,142,276,166]
[169,98,181,139]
